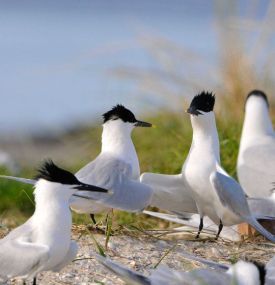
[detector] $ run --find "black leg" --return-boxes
[33,277,37,285]
[23,281,27,285]
[215,220,223,240]
[90,214,97,225]
[196,217,204,239]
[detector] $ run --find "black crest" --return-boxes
[190,91,215,113]
[35,160,79,185]
[246,90,269,107]
[102,104,137,123]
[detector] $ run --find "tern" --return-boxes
[0,105,153,224]
[177,250,275,285]
[70,105,153,220]
[96,252,275,285]
[142,92,275,241]
[238,90,275,198]
[0,160,109,284]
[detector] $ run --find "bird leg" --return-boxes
[90,214,97,225]
[196,217,204,239]
[33,277,37,285]
[215,220,223,240]
[88,213,107,234]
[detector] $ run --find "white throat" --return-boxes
[31,180,73,244]
[189,111,220,162]
[34,180,72,204]
[101,120,140,178]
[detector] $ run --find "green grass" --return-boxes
[0,111,242,227]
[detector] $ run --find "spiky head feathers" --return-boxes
[102,104,137,124]
[35,160,79,185]
[188,91,215,115]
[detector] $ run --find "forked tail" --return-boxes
[248,218,275,242]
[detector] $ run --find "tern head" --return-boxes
[102,104,152,133]
[35,160,109,196]
[187,91,215,116]
[186,92,218,137]
[241,90,273,138]
[245,90,269,111]
[227,260,262,285]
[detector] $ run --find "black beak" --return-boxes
[74,182,109,193]
[134,120,152,127]
[187,106,202,116]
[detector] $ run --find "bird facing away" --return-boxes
[238,90,275,198]
[141,92,275,241]
[69,104,154,219]
[96,252,274,285]
[0,160,109,285]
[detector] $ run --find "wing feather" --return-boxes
[0,237,49,279]
[140,173,197,214]
[73,154,153,212]
[238,143,275,197]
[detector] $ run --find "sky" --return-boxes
[0,0,271,134]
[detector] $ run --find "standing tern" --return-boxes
[238,90,275,198]
[183,91,275,240]
[96,253,274,285]
[0,160,109,284]
[70,104,153,219]
[142,92,275,241]
[0,105,153,222]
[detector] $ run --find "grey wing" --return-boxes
[0,238,49,279]
[210,171,251,218]
[178,251,229,271]
[150,266,189,285]
[184,269,231,285]
[140,173,197,214]
[266,256,275,285]
[53,241,78,272]
[71,156,127,213]
[151,267,230,285]
[0,175,36,185]
[95,254,151,285]
[97,178,153,212]
[248,197,275,218]
[238,144,275,197]
[75,154,131,189]
[76,155,152,211]
[75,158,97,181]
[211,171,275,242]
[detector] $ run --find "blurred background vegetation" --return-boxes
[0,0,275,228]
[0,112,243,228]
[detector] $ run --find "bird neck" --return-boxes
[101,123,140,177]
[32,180,71,225]
[241,98,273,142]
[190,112,220,161]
